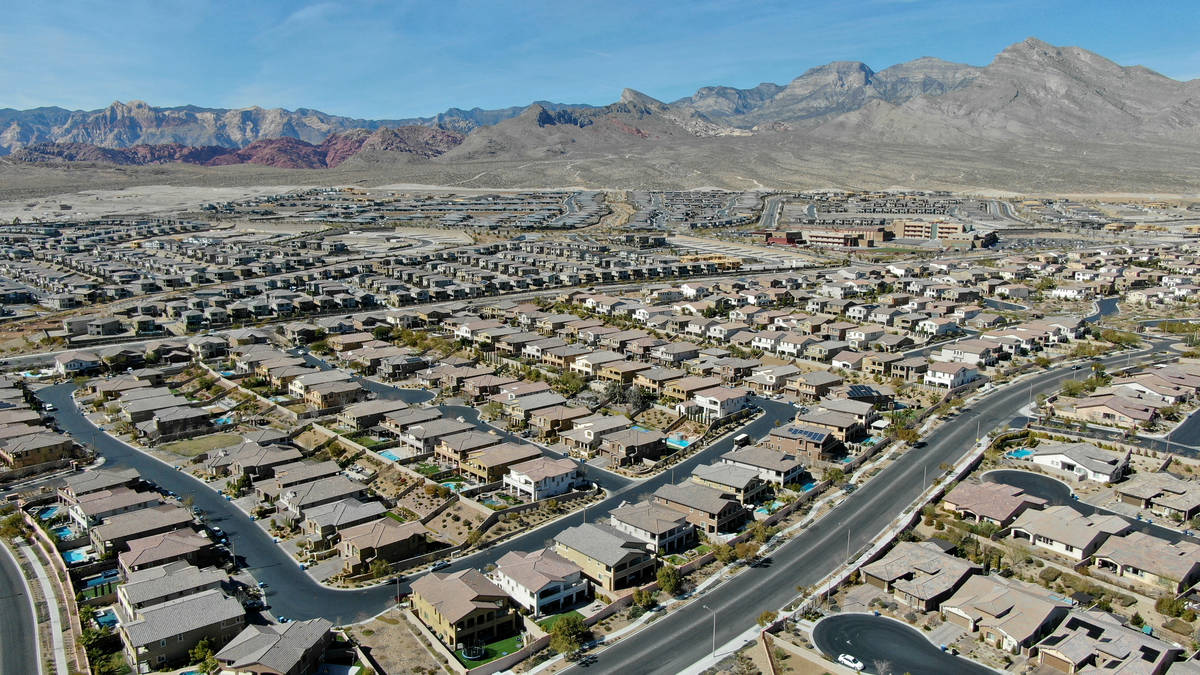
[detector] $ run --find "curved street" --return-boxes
[38,380,795,624]
[35,338,1172,663]
[562,339,1171,674]
[984,469,1199,545]
[0,539,40,675]
[812,613,993,675]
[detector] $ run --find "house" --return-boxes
[1091,531,1200,593]
[763,425,840,461]
[599,427,666,466]
[339,518,432,575]
[59,466,140,504]
[119,589,245,673]
[91,503,194,555]
[653,481,749,534]
[502,456,584,501]
[1115,472,1200,520]
[719,446,808,486]
[54,350,103,376]
[924,362,979,389]
[1009,505,1132,560]
[1028,441,1130,482]
[608,501,694,554]
[690,464,769,505]
[557,414,631,458]
[861,541,981,611]
[70,486,161,528]
[276,476,368,523]
[411,569,521,650]
[302,498,388,544]
[941,575,1070,655]
[435,430,503,469]
[1035,610,1182,674]
[689,386,750,422]
[303,380,365,410]
[214,618,334,675]
[335,399,410,431]
[553,522,656,592]
[942,482,1046,527]
[461,442,544,483]
[492,548,590,617]
[117,561,226,615]
[0,431,75,469]
[118,528,217,576]
[795,409,864,442]
[1068,395,1159,429]
[787,371,843,401]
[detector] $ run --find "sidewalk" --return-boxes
[17,539,69,675]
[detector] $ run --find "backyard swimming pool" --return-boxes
[37,505,59,520]
[214,416,235,426]
[51,525,75,540]
[94,608,118,628]
[1007,449,1034,459]
[665,436,692,449]
[62,549,90,564]
[378,450,401,462]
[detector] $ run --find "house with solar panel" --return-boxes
[764,424,843,464]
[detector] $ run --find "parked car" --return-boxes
[837,654,864,671]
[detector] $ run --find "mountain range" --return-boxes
[5,38,1200,192]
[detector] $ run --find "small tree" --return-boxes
[369,558,391,579]
[549,612,589,657]
[757,610,778,626]
[735,541,760,563]
[823,467,846,484]
[714,543,737,564]
[189,637,214,665]
[632,588,656,609]
[657,565,681,596]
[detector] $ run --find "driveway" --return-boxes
[812,614,993,675]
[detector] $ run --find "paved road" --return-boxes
[812,614,992,675]
[984,469,1198,545]
[1086,296,1120,324]
[0,539,40,675]
[37,380,795,625]
[563,340,1171,674]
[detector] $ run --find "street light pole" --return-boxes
[702,604,716,657]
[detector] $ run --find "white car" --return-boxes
[837,654,864,671]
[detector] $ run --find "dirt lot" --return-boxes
[424,501,485,544]
[346,609,451,674]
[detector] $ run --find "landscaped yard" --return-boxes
[414,462,441,476]
[347,434,386,448]
[456,633,525,667]
[159,433,242,456]
[537,610,583,632]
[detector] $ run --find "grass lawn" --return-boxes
[415,462,441,476]
[694,544,712,555]
[160,433,242,456]
[665,554,687,566]
[456,634,525,667]
[348,435,384,448]
[537,610,583,632]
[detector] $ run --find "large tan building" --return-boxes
[553,522,655,592]
[411,569,520,651]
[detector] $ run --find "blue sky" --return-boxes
[2,1,1198,118]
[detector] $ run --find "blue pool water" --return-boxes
[665,437,691,449]
[219,371,236,377]
[840,456,854,464]
[755,499,786,515]
[379,450,401,461]
[51,526,74,540]
[441,482,463,492]
[84,570,119,588]
[862,436,879,446]
[37,506,59,520]
[630,425,652,433]
[1007,449,1034,459]
[62,549,89,564]
[214,416,234,426]
[268,395,289,403]
[802,482,817,492]
[94,609,118,628]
